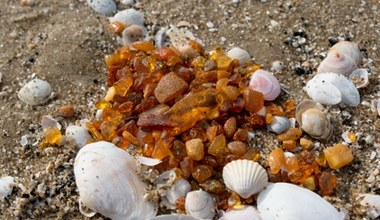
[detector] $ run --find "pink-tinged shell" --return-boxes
[249,69,281,101]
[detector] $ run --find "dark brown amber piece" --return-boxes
[319,171,337,196]
[192,165,213,183]
[243,88,264,114]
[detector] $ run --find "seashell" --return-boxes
[0,176,15,199]
[65,125,91,149]
[349,68,369,88]
[271,60,284,72]
[295,100,333,140]
[359,193,380,219]
[227,47,251,65]
[318,41,362,76]
[154,28,169,48]
[41,115,62,130]
[74,141,157,219]
[185,190,215,219]
[109,8,144,26]
[122,24,149,46]
[137,156,162,166]
[86,0,116,15]
[166,27,202,57]
[219,205,262,220]
[257,183,342,220]
[166,178,191,206]
[249,69,281,101]
[18,79,53,106]
[257,106,266,116]
[305,72,360,106]
[370,99,380,116]
[267,116,291,134]
[120,0,135,5]
[223,160,268,198]
[149,214,201,220]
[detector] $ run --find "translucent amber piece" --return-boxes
[216,55,232,71]
[206,125,219,142]
[188,40,203,53]
[300,138,314,150]
[243,88,264,114]
[241,147,260,161]
[283,140,296,151]
[266,102,285,116]
[208,134,227,156]
[224,117,237,139]
[185,138,204,161]
[180,157,194,178]
[108,21,126,34]
[192,165,213,183]
[113,76,133,96]
[152,138,172,160]
[348,131,356,142]
[285,156,299,173]
[154,47,175,61]
[233,129,249,142]
[86,122,104,141]
[132,41,155,52]
[315,152,327,167]
[122,130,139,146]
[282,99,296,111]
[302,176,316,191]
[95,100,111,109]
[268,148,286,174]
[246,64,260,74]
[104,87,116,101]
[216,78,229,92]
[40,127,62,147]
[100,121,117,141]
[227,193,242,208]
[323,143,353,170]
[223,86,240,101]
[277,128,302,141]
[319,172,337,196]
[192,56,206,68]
[118,101,134,116]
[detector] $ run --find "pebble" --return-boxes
[0,176,15,199]
[271,60,284,72]
[20,135,28,147]
[18,78,53,106]
[206,22,214,28]
[154,72,189,104]
[86,0,116,15]
[109,8,145,26]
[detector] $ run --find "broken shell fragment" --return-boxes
[166,27,201,56]
[371,99,380,116]
[109,8,145,26]
[185,190,215,219]
[86,0,116,15]
[249,69,281,101]
[122,25,149,46]
[349,68,369,88]
[227,47,250,65]
[359,194,380,219]
[0,176,15,199]
[219,205,263,220]
[154,28,169,48]
[223,160,268,198]
[41,115,62,130]
[267,116,291,134]
[65,125,91,149]
[166,178,191,207]
[18,79,53,106]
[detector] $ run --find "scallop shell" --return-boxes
[185,190,215,219]
[349,68,369,88]
[109,8,144,25]
[257,183,342,220]
[86,0,116,15]
[223,160,268,198]
[305,72,360,106]
[74,141,157,219]
[249,69,281,101]
[219,206,263,220]
[18,79,53,106]
[122,24,149,46]
[65,125,91,149]
[227,47,251,65]
[267,116,291,134]
[166,178,191,207]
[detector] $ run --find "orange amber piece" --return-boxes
[95,100,111,109]
[188,40,203,53]
[192,56,206,68]
[180,157,194,178]
[243,88,264,114]
[282,99,296,111]
[102,107,124,123]
[319,171,337,196]
[265,113,274,124]
[154,47,175,61]
[315,152,327,167]
[208,134,227,156]
[223,86,240,101]
[268,148,286,174]
[192,165,213,183]
[323,143,353,170]
[86,122,104,141]
[108,21,126,34]
[175,196,186,212]
[285,156,299,173]
[113,76,133,96]
[216,78,229,92]
[246,64,260,74]
[233,129,249,142]
[206,125,219,142]
[41,127,62,146]
[118,101,134,116]
[277,128,302,141]
[100,121,117,141]
[265,102,285,116]
[283,140,296,151]
[152,139,172,160]
[122,130,139,146]
[132,41,155,52]
[57,105,75,118]
[248,114,266,128]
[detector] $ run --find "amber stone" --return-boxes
[283,140,296,151]
[302,176,316,191]
[202,155,218,168]
[277,128,302,141]
[319,172,337,196]
[108,21,126,34]
[223,86,240,101]
[323,143,353,170]
[180,157,194,178]
[243,88,264,114]
[266,102,285,116]
[206,125,219,142]
[208,134,227,156]
[113,76,133,96]
[241,147,260,161]
[172,140,187,160]
[154,47,175,61]
[86,122,104,141]
[248,114,266,128]
[285,156,299,173]
[232,129,249,142]
[40,127,62,147]
[231,97,245,113]
[57,105,75,118]
[152,138,173,159]
[199,179,225,194]
[300,138,314,150]
[268,148,286,174]
[100,121,118,141]
[132,41,155,52]
[122,130,139,146]
[185,138,204,161]
[224,117,237,139]
[227,141,247,157]
[154,72,189,104]
[192,165,213,183]
[118,101,134,116]
[95,100,111,109]
[175,196,186,212]
[227,193,242,208]
[315,151,327,167]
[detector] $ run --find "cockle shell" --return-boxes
[249,69,281,101]
[86,0,116,15]
[219,206,262,220]
[185,190,215,219]
[223,160,268,198]
[109,8,144,25]
[74,141,157,220]
[257,183,342,220]
[18,79,53,106]
[267,116,291,134]
[65,125,91,149]
[166,178,191,207]
[349,68,369,88]
[122,24,149,46]
[305,72,360,106]
[227,47,251,65]
[296,99,333,140]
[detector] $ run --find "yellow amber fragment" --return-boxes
[132,41,155,52]
[95,100,111,109]
[315,152,327,167]
[223,86,240,101]
[208,134,227,156]
[246,64,260,74]
[192,56,206,68]
[323,143,353,170]
[152,139,172,159]
[86,122,104,141]
[228,192,242,208]
[104,86,116,101]
[302,176,316,191]
[122,131,139,146]
[113,76,133,96]
[348,131,356,142]
[185,139,204,161]
[40,127,62,147]
[102,107,124,123]
[100,121,117,141]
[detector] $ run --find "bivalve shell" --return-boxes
[267,116,291,134]
[349,68,369,88]
[86,0,116,15]
[166,27,201,57]
[249,69,281,101]
[223,160,268,198]
[122,25,149,46]
[185,190,215,219]
[65,125,91,149]
[257,183,342,220]
[219,206,262,220]
[166,178,192,207]
[109,8,144,26]
[0,176,15,199]
[18,79,53,106]
[227,47,251,65]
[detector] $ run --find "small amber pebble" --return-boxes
[104,87,116,101]
[319,171,337,196]
[208,134,227,156]
[113,76,133,96]
[42,127,62,145]
[108,21,125,34]
[315,152,327,167]
[57,105,75,118]
[300,138,314,150]
[154,72,189,104]
[152,139,172,160]
[199,179,225,194]
[100,121,117,141]
[241,147,260,161]
[122,130,139,146]
[227,141,247,157]
[302,176,316,191]
[283,140,296,151]
[180,157,194,179]
[192,165,213,183]
[323,143,353,170]
[243,88,264,114]
[223,86,240,101]
[132,41,155,52]
[185,138,204,161]
[224,117,237,139]
[95,100,111,109]
[268,148,286,174]
[175,196,186,213]
[266,102,285,116]
[232,129,249,142]
[285,156,299,173]
[277,127,302,141]
[227,192,242,208]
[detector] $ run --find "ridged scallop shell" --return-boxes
[74,141,157,220]
[267,116,291,134]
[185,190,215,219]
[257,183,342,220]
[249,69,281,101]
[305,72,360,106]
[227,47,251,65]
[223,160,268,198]
[18,79,53,106]
[219,206,262,220]
[349,68,369,88]
[122,24,149,46]
[109,8,145,26]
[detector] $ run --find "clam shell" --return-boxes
[109,8,144,25]
[267,116,291,134]
[86,0,116,15]
[74,141,157,219]
[219,206,262,220]
[18,79,53,106]
[249,69,281,101]
[295,99,325,126]
[65,125,91,149]
[166,178,191,206]
[185,190,215,219]
[223,160,268,198]
[349,68,369,88]
[122,25,149,46]
[330,41,362,66]
[257,183,342,220]
[227,47,251,65]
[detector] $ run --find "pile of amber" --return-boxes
[80,40,337,210]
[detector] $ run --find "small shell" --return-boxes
[349,68,369,88]
[223,160,268,198]
[219,206,262,220]
[149,215,201,220]
[249,69,281,101]
[74,141,157,219]
[267,116,291,134]
[0,176,15,199]
[86,0,116,15]
[359,194,380,219]
[65,125,91,149]
[227,47,251,65]
[257,183,342,220]
[122,25,149,46]
[166,178,191,206]
[41,115,62,130]
[18,79,53,106]
[109,8,144,26]
[137,156,162,166]
[185,190,215,219]
[271,60,285,72]
[154,28,169,48]
[330,41,362,66]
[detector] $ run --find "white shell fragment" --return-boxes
[0,176,15,199]
[109,8,145,26]
[18,78,53,106]
[41,115,61,130]
[149,215,201,220]
[223,160,268,198]
[267,116,291,134]
[370,99,380,116]
[219,206,263,220]
[349,68,369,88]
[122,25,149,46]
[137,156,162,166]
[257,183,342,220]
[305,72,360,106]
[360,194,380,219]
[166,178,191,206]
[185,190,215,219]
[166,27,201,57]
[65,125,91,149]
[86,0,116,15]
[271,60,285,72]
[154,28,169,48]
[227,47,251,65]
[74,141,157,219]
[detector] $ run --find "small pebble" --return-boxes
[0,176,15,199]
[271,60,284,72]
[86,0,116,15]
[206,22,214,28]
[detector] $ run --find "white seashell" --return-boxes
[267,116,291,134]
[0,176,15,199]
[149,215,201,220]
[166,27,202,57]
[122,25,149,46]
[185,190,215,219]
[154,28,169,48]
[120,0,134,5]
[271,60,284,72]
[330,41,362,66]
[65,125,91,149]
[86,0,116,15]
[370,99,380,116]
[359,194,380,219]
[18,79,53,106]
[166,178,191,206]
[305,72,360,106]
[257,183,342,220]
[41,115,61,130]
[249,69,281,101]
[74,141,157,219]
[227,47,251,65]
[349,68,369,88]
[219,206,262,220]
[138,156,162,166]
[109,8,144,26]
[223,160,268,198]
